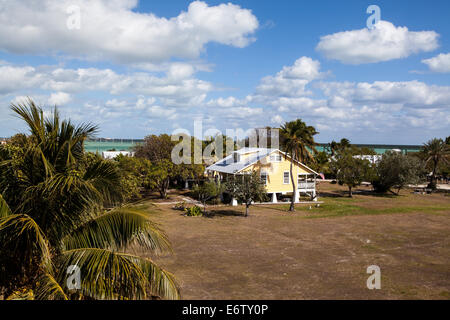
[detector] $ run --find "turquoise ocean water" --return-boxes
[84,140,141,154]
[85,140,422,155]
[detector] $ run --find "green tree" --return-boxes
[327,138,355,157]
[134,134,174,162]
[192,181,223,215]
[373,152,424,195]
[225,171,268,217]
[114,154,152,201]
[135,134,205,196]
[148,159,175,199]
[330,150,374,197]
[442,137,450,180]
[0,100,179,300]
[338,138,351,150]
[311,151,330,176]
[174,163,205,188]
[422,138,450,190]
[280,119,318,211]
[328,140,339,157]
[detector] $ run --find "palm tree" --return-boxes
[339,138,351,149]
[422,138,449,190]
[328,140,339,157]
[0,99,179,300]
[280,119,318,211]
[328,138,350,157]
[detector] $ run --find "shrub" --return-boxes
[173,201,187,211]
[373,152,424,195]
[191,181,223,215]
[184,205,203,217]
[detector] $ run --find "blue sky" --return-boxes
[0,0,449,144]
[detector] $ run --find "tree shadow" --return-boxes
[205,210,245,218]
[256,205,290,212]
[358,191,398,198]
[319,191,348,198]
[319,190,399,199]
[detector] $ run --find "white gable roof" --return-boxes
[206,148,276,174]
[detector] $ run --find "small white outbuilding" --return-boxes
[101,151,134,159]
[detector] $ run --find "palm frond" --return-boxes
[0,214,52,272]
[83,159,123,204]
[62,209,171,253]
[0,194,12,218]
[11,98,45,144]
[59,248,179,300]
[133,254,180,300]
[35,272,68,300]
[6,288,35,300]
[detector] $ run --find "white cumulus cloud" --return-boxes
[271,115,283,124]
[316,21,439,64]
[422,53,450,73]
[256,57,326,97]
[48,92,72,105]
[316,80,450,109]
[0,0,259,65]
[0,63,213,104]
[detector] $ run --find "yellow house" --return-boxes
[206,148,318,204]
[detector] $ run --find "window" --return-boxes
[260,172,268,185]
[283,171,290,184]
[270,154,282,162]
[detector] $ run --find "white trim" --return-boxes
[229,149,277,173]
[277,150,319,175]
[283,171,290,184]
[270,154,282,162]
[260,171,268,185]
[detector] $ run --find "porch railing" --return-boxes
[298,182,315,189]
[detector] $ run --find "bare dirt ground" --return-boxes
[137,183,450,300]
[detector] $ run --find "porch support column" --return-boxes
[271,192,277,203]
[184,180,189,189]
[232,198,238,206]
[313,175,317,201]
[312,190,317,202]
[294,190,300,203]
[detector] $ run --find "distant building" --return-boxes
[354,155,382,164]
[102,151,134,159]
[354,149,404,164]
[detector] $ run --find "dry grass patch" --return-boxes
[133,182,450,299]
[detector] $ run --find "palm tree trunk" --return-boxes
[245,204,249,217]
[430,159,438,190]
[289,153,295,212]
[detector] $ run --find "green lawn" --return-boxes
[260,194,449,219]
